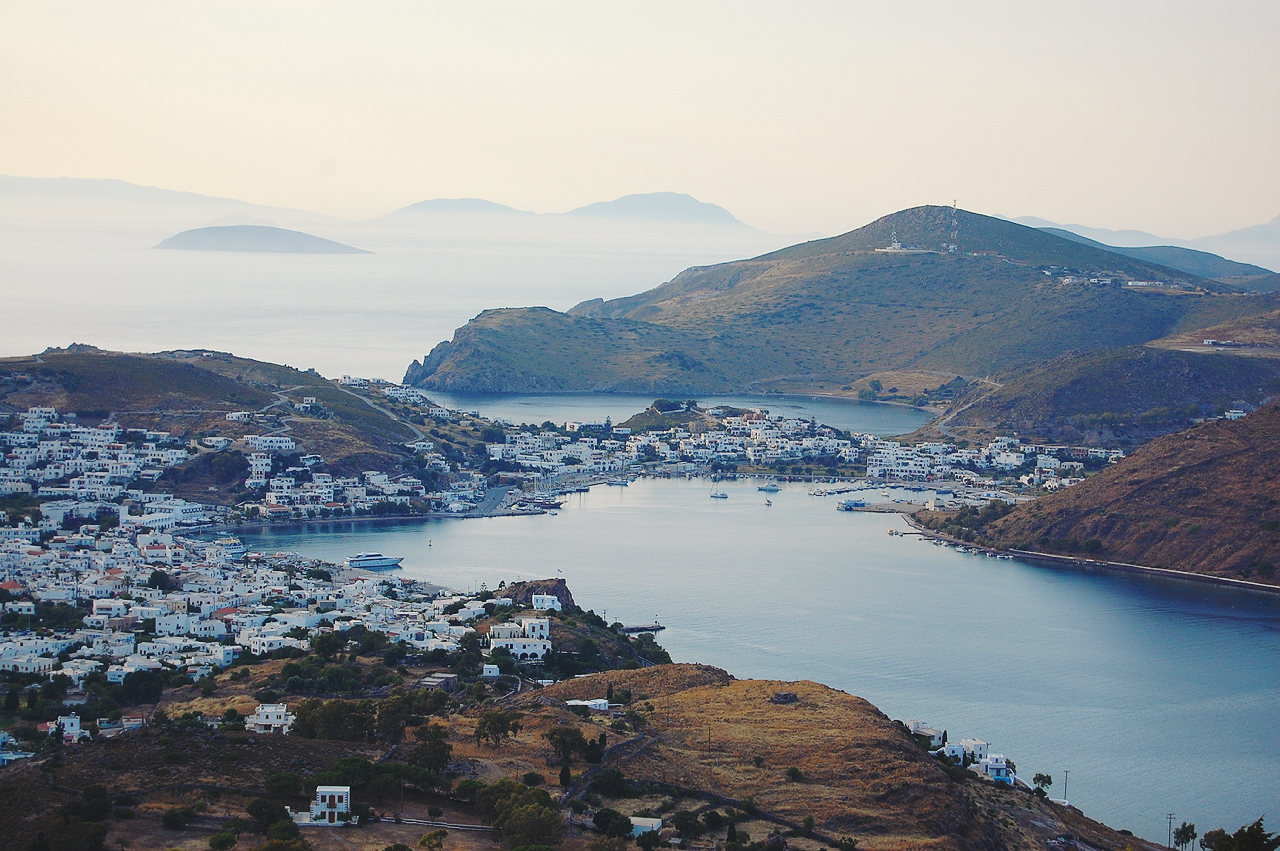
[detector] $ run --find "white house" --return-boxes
[245,702,295,734]
[488,637,551,661]
[960,738,989,762]
[531,594,562,611]
[979,753,1014,784]
[519,617,550,640]
[906,719,945,748]
[310,785,351,824]
[481,664,501,678]
[630,817,663,836]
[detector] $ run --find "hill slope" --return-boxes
[406,206,1277,394]
[0,347,419,499]
[982,402,1280,585]
[929,347,1280,447]
[155,224,371,253]
[1040,228,1273,281]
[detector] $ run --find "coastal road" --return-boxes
[473,485,514,516]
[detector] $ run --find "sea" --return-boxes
[236,400,1280,844]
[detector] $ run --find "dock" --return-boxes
[619,622,665,634]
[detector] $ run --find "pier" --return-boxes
[619,622,665,634]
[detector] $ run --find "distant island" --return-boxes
[154,224,371,254]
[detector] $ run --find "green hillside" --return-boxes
[406,206,1279,394]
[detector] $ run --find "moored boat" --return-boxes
[345,552,404,569]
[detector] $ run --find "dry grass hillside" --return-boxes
[982,402,1280,584]
[0,664,1164,851]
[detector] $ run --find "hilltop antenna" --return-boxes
[948,200,959,253]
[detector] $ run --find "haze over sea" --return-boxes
[0,217,791,379]
[239,403,1280,845]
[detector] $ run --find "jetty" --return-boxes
[619,622,666,634]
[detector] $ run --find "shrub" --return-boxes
[209,833,238,851]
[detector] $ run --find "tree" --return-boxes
[209,833,239,851]
[310,631,346,659]
[558,764,572,787]
[1200,817,1280,851]
[266,819,301,841]
[636,831,663,851]
[409,722,453,773]
[1174,822,1197,851]
[1032,773,1052,792]
[500,804,563,848]
[669,811,704,839]
[473,710,522,748]
[265,772,301,799]
[246,798,290,832]
[592,808,632,839]
[546,725,587,765]
[419,829,449,851]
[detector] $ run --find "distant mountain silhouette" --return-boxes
[378,198,534,219]
[154,225,371,254]
[563,192,744,225]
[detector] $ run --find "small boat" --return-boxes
[758,483,780,493]
[606,479,630,486]
[764,499,772,506]
[710,490,728,499]
[345,552,404,569]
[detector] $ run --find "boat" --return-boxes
[758,483,780,493]
[214,536,246,561]
[836,499,866,511]
[710,490,728,499]
[809,488,829,496]
[606,479,630,486]
[765,499,772,506]
[345,552,404,569]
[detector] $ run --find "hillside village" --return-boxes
[0,514,565,765]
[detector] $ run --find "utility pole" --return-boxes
[1063,770,1068,802]
[1168,813,1176,848]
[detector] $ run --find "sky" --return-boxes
[3,1,1278,238]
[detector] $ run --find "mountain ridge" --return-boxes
[406,205,1280,394]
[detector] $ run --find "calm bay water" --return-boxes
[425,391,932,435]
[242,478,1280,843]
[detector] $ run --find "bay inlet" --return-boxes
[243,476,1280,843]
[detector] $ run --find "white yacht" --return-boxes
[345,552,403,569]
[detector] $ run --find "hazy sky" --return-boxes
[3,2,1278,237]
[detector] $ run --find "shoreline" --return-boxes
[899,513,1280,598]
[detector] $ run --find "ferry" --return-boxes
[345,552,404,569]
[214,537,246,561]
[836,499,866,511]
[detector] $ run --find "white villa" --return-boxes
[310,785,351,824]
[246,702,295,734]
